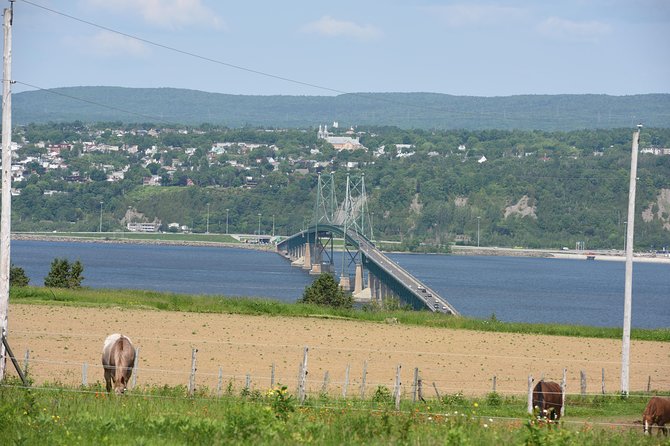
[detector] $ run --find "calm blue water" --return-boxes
[10,240,670,329]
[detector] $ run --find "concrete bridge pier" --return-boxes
[353,263,363,294]
[339,274,351,291]
[302,242,312,271]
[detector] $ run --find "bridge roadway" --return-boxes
[277,225,459,315]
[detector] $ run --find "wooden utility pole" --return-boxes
[621,125,641,395]
[0,2,14,382]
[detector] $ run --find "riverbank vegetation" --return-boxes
[0,380,664,445]
[9,287,669,342]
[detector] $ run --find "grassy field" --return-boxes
[4,287,670,444]
[9,286,670,342]
[1,381,667,445]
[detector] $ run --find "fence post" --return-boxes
[131,347,140,389]
[271,362,275,388]
[417,378,425,402]
[412,367,419,404]
[492,375,497,393]
[601,368,606,395]
[298,346,309,404]
[321,371,330,394]
[217,367,223,397]
[82,362,88,386]
[432,382,441,400]
[647,376,651,393]
[580,370,586,396]
[394,364,402,410]
[561,368,567,418]
[343,364,350,398]
[188,348,198,396]
[245,373,251,392]
[23,349,29,377]
[527,375,534,415]
[359,360,367,399]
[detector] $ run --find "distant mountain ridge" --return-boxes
[12,86,670,130]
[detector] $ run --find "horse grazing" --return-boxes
[532,380,563,420]
[643,397,670,435]
[101,334,136,394]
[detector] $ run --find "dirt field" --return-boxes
[6,303,669,398]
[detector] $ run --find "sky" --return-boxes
[7,0,670,97]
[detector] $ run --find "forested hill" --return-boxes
[12,87,670,130]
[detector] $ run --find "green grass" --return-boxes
[9,286,670,342]
[0,382,666,445]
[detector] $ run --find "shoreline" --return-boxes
[11,233,670,264]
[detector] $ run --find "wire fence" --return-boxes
[5,329,669,403]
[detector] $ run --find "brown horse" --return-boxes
[643,397,670,435]
[101,334,136,394]
[532,380,563,420]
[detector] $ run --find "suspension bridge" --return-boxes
[276,174,459,315]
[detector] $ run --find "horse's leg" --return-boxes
[104,367,113,393]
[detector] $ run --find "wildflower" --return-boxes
[473,402,479,408]
[483,424,488,428]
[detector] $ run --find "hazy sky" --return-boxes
[8,0,670,97]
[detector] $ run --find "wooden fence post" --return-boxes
[82,362,88,386]
[417,378,425,402]
[298,346,309,404]
[23,349,29,377]
[359,360,367,399]
[245,373,251,391]
[492,375,497,393]
[561,368,567,418]
[217,367,223,397]
[271,362,275,388]
[601,368,606,395]
[580,370,586,396]
[342,364,350,398]
[527,375,534,415]
[321,371,330,394]
[188,348,198,396]
[432,382,441,400]
[412,367,419,404]
[394,364,402,410]
[647,376,651,393]
[131,347,140,389]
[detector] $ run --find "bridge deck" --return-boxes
[277,226,459,315]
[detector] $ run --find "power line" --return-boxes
[17,0,513,123]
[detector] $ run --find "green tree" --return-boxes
[299,273,352,309]
[44,258,84,288]
[9,264,29,287]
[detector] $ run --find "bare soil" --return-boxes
[7,303,669,398]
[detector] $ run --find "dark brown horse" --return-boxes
[643,397,670,435]
[101,334,136,394]
[532,380,563,420]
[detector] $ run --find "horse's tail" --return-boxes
[113,336,135,390]
[534,381,545,415]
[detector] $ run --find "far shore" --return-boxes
[11,232,670,264]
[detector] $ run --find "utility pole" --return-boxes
[0,3,14,381]
[206,203,210,234]
[257,213,261,236]
[477,216,481,247]
[621,124,641,395]
[99,201,104,232]
[272,214,275,237]
[225,208,229,234]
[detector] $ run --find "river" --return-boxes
[10,240,669,329]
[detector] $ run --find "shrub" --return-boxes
[44,258,84,288]
[299,273,353,309]
[9,264,29,287]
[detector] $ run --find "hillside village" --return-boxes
[11,122,670,196]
